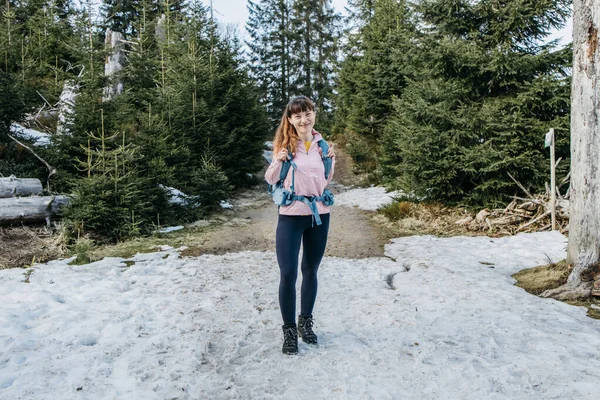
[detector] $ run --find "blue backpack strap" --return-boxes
[278,148,293,181]
[317,140,332,180]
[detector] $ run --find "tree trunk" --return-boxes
[543,0,600,300]
[0,196,70,225]
[103,28,125,101]
[56,80,79,136]
[0,176,43,198]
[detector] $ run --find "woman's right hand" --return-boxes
[276,149,289,161]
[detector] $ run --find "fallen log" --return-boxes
[0,195,70,225]
[0,176,43,198]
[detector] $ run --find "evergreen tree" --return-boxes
[380,0,572,206]
[334,0,414,173]
[246,0,295,128]
[101,0,189,38]
[247,0,340,131]
[65,130,155,241]
[290,0,340,130]
[3,0,270,240]
[0,0,77,179]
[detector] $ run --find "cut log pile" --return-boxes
[456,174,570,235]
[0,176,69,226]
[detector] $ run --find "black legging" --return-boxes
[276,213,330,325]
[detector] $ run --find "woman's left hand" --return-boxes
[327,142,335,158]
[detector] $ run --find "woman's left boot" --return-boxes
[298,315,318,344]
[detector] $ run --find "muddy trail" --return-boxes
[181,148,388,259]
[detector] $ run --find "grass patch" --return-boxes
[88,225,212,260]
[379,201,413,221]
[512,260,570,295]
[513,260,600,320]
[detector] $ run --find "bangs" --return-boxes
[287,96,315,116]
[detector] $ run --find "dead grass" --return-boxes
[512,260,571,295]
[512,260,600,320]
[376,201,487,238]
[0,226,67,269]
[87,224,217,261]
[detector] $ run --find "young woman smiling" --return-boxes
[265,96,335,355]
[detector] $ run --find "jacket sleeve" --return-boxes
[327,157,335,184]
[265,159,283,185]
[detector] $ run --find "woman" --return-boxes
[265,96,335,355]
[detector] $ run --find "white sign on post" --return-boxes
[544,130,553,148]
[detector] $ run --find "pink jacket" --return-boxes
[265,131,335,216]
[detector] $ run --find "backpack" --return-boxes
[267,140,334,226]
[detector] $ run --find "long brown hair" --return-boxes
[273,96,316,156]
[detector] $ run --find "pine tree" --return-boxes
[246,0,295,128]
[65,129,155,241]
[246,0,340,130]
[290,0,340,130]
[335,0,414,173]
[0,0,77,179]
[380,0,572,206]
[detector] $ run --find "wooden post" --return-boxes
[549,128,556,231]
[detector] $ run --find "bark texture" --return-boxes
[56,80,79,135]
[0,176,43,198]
[103,29,124,101]
[543,0,600,300]
[0,196,70,225]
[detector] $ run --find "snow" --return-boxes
[220,200,233,209]
[334,186,403,211]
[159,185,231,209]
[159,185,194,205]
[1,188,600,399]
[10,123,51,146]
[157,226,184,234]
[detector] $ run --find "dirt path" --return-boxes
[0,147,389,268]
[182,148,389,259]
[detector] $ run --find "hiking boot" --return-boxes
[282,323,298,355]
[298,315,318,345]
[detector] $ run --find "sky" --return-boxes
[202,0,573,47]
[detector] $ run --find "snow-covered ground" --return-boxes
[334,186,403,211]
[2,186,600,400]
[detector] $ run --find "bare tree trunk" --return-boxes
[0,176,43,198]
[0,196,70,225]
[543,0,600,300]
[56,79,79,136]
[103,28,124,101]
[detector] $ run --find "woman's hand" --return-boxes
[327,142,335,158]
[276,148,289,161]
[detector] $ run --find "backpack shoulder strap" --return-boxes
[278,147,293,181]
[317,140,332,180]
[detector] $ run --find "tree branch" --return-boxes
[6,133,56,191]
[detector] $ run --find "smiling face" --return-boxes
[287,109,316,136]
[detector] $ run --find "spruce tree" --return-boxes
[65,130,155,240]
[335,0,414,173]
[290,0,340,130]
[246,0,295,128]
[0,0,77,179]
[380,0,572,206]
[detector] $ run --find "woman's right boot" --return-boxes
[282,323,298,355]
